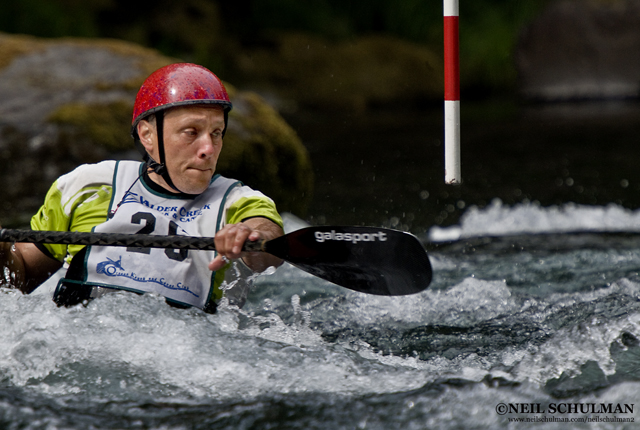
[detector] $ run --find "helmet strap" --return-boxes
[154,112,166,174]
[223,110,229,137]
[144,111,184,194]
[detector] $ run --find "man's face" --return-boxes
[140,105,226,194]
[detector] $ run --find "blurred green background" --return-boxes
[0,0,550,98]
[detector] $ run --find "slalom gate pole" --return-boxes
[444,0,461,184]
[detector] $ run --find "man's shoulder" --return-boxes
[51,160,127,209]
[57,160,119,189]
[210,174,241,186]
[220,179,283,227]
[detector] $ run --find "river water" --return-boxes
[1,207,639,429]
[2,101,640,428]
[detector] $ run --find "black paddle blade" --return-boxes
[263,226,432,296]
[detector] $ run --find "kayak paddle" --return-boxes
[0,226,432,296]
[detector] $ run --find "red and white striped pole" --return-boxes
[444,0,461,184]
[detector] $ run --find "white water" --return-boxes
[1,204,639,428]
[429,199,640,241]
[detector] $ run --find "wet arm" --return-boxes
[0,241,62,294]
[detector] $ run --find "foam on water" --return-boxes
[429,200,640,241]
[330,278,517,327]
[0,285,441,400]
[2,206,640,428]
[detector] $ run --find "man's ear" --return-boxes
[137,120,155,153]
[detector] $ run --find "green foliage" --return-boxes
[0,0,552,94]
[0,0,108,37]
[458,0,551,95]
[223,0,552,94]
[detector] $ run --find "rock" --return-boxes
[0,33,313,224]
[232,32,443,112]
[516,0,640,101]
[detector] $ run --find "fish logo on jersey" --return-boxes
[96,256,124,276]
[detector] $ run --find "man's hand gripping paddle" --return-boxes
[0,226,432,296]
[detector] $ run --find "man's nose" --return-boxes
[198,135,215,158]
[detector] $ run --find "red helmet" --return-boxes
[131,63,232,139]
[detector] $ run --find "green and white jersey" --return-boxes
[31,160,283,308]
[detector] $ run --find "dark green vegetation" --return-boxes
[0,0,551,96]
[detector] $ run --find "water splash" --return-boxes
[2,206,640,428]
[429,200,640,241]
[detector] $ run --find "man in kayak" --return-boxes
[0,63,284,313]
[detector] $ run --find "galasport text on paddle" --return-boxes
[0,226,432,296]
